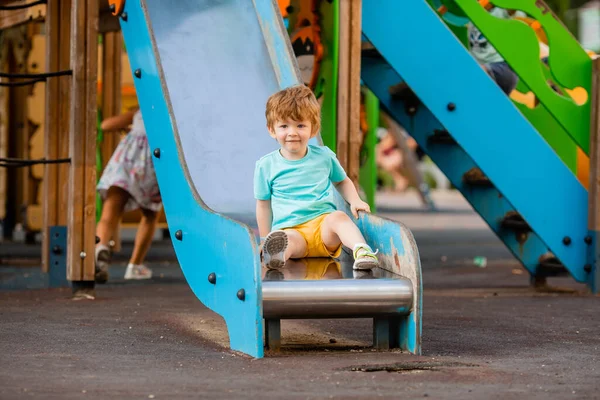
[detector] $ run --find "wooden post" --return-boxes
[67,0,98,282]
[0,31,7,226]
[0,0,45,31]
[588,55,600,293]
[100,31,122,169]
[42,0,71,272]
[346,0,362,186]
[5,26,32,238]
[336,0,350,172]
[100,30,122,252]
[336,0,362,185]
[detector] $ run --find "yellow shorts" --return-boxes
[283,213,342,258]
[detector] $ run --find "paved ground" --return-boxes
[1,191,599,399]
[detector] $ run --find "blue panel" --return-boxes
[48,226,68,288]
[120,1,264,358]
[357,214,422,355]
[362,0,590,284]
[252,0,300,89]
[589,231,598,293]
[362,55,549,279]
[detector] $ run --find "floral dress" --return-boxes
[97,111,162,212]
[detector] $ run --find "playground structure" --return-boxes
[0,0,598,358]
[0,5,165,248]
[361,0,600,293]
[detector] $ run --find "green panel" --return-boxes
[454,0,592,154]
[359,89,378,211]
[512,99,577,173]
[447,21,468,47]
[440,0,468,19]
[287,0,339,152]
[314,0,339,151]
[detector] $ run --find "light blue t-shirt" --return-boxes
[254,145,347,230]
[468,7,511,64]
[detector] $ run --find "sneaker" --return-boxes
[352,243,379,270]
[124,264,153,280]
[95,245,111,284]
[263,230,288,270]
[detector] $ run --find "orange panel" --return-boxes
[108,0,125,16]
[577,148,590,190]
[278,0,291,17]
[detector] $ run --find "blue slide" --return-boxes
[116,0,422,358]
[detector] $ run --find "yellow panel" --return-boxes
[26,204,43,231]
[27,35,46,179]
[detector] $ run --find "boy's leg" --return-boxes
[320,211,365,250]
[263,229,307,269]
[484,62,519,95]
[284,230,308,259]
[320,211,379,270]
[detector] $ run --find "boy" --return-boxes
[254,85,379,270]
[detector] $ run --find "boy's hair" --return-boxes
[265,85,321,135]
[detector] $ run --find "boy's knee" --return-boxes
[282,229,307,250]
[283,229,302,242]
[326,211,350,224]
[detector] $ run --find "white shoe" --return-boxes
[124,264,153,280]
[352,243,379,270]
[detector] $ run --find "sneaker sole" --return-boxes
[353,258,379,270]
[263,230,288,270]
[95,249,111,284]
[124,274,153,280]
[95,269,109,284]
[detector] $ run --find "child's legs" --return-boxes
[96,186,130,246]
[320,211,367,252]
[129,208,159,265]
[484,61,519,95]
[282,229,308,260]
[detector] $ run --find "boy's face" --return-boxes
[269,118,315,158]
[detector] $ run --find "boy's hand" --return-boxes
[350,200,371,219]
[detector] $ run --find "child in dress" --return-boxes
[254,85,379,270]
[95,107,162,282]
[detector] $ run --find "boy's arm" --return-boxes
[335,177,371,218]
[256,199,273,238]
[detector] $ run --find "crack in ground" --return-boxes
[343,361,478,373]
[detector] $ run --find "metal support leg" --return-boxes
[48,226,69,288]
[265,319,281,351]
[373,317,390,349]
[389,318,401,348]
